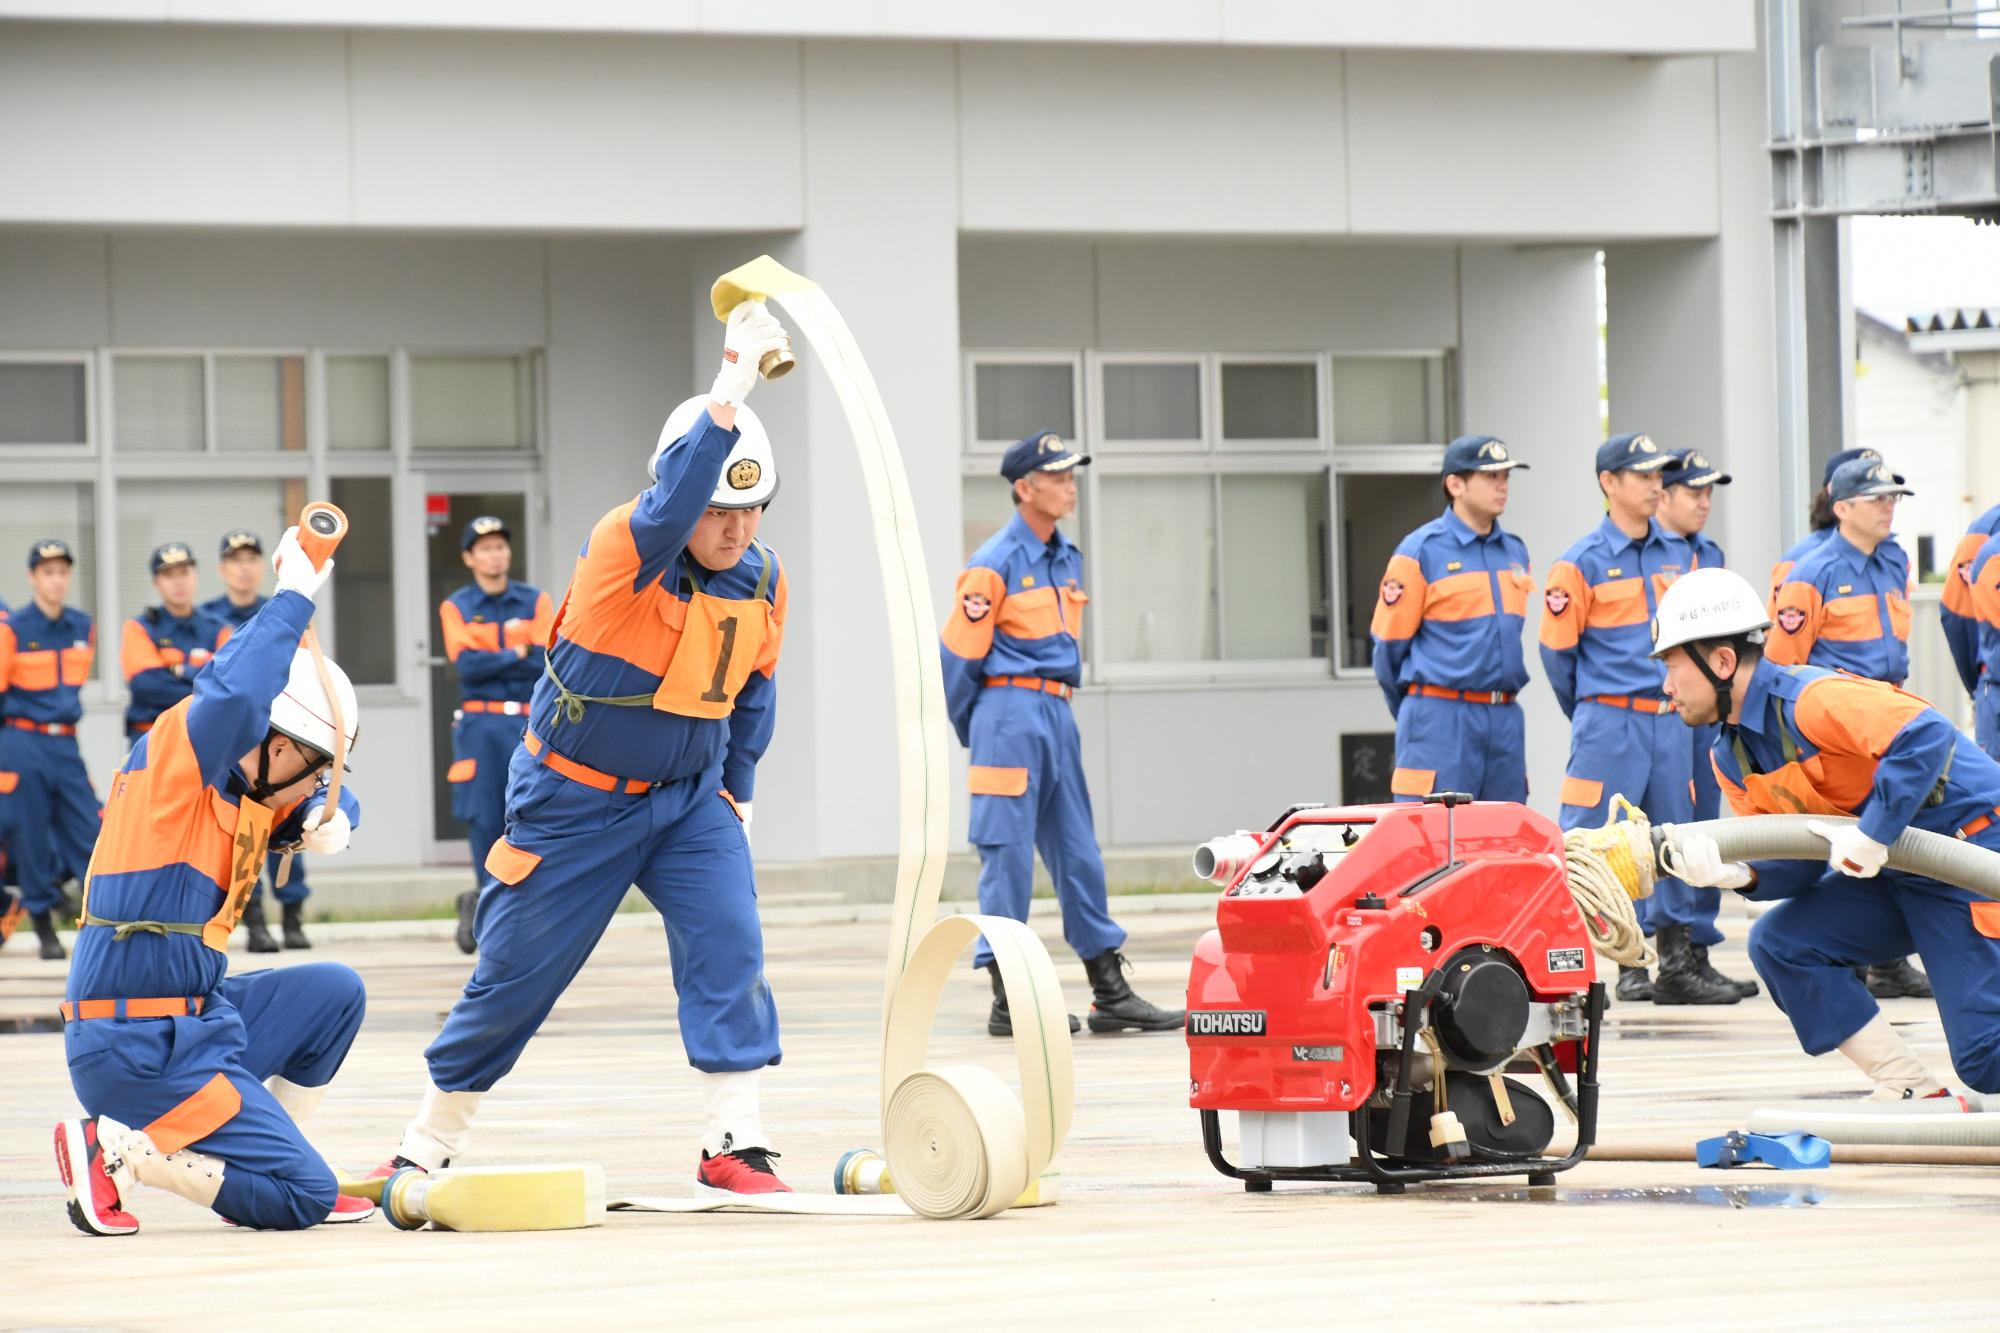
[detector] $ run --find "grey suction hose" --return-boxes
[1658,815,2000,902]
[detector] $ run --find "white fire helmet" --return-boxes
[269,647,360,766]
[647,395,778,510]
[1649,567,1771,659]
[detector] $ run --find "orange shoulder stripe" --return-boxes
[1369,553,1428,641]
[1945,532,1988,615]
[943,566,1008,660]
[121,618,167,682]
[1765,580,1821,665]
[1538,561,1589,650]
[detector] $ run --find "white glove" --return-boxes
[298,806,352,856]
[709,301,790,408]
[1672,831,1754,890]
[271,526,335,603]
[1809,819,1889,879]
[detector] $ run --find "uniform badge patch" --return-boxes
[1380,578,1404,606]
[1544,588,1570,615]
[727,459,763,491]
[1960,560,1975,586]
[961,592,991,623]
[1777,607,1807,634]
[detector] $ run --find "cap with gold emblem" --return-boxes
[1661,449,1733,488]
[219,528,264,558]
[1827,457,1914,502]
[1594,432,1675,475]
[461,515,513,552]
[27,538,74,570]
[649,394,779,510]
[149,542,197,576]
[1000,430,1091,483]
[1440,434,1529,477]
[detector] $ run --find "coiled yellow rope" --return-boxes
[1562,795,1658,968]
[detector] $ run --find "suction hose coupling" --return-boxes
[1193,833,1264,885]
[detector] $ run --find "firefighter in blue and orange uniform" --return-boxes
[1969,527,2000,761]
[1767,446,1883,607]
[1370,434,1533,803]
[1942,501,2000,738]
[201,529,269,637]
[1655,567,2000,1107]
[941,430,1183,1040]
[439,514,552,956]
[374,302,797,1196]
[121,542,226,743]
[1541,434,1746,1006]
[52,525,372,1235]
[0,539,101,960]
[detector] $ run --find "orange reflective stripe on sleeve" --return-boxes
[1768,559,1795,608]
[1425,570,1495,623]
[1585,577,1648,630]
[942,566,1007,660]
[1538,562,1588,650]
[438,600,501,662]
[1945,532,1988,616]
[1765,581,1821,665]
[143,1073,242,1155]
[120,619,166,682]
[1369,553,1428,641]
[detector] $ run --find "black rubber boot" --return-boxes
[1615,964,1654,1003]
[1081,950,1185,1034]
[32,910,65,961]
[281,901,312,950]
[986,965,1079,1038]
[1865,957,1933,999]
[243,898,280,953]
[455,890,479,956]
[1691,941,1759,999]
[1650,923,1744,1005]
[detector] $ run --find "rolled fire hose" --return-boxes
[613,257,1073,1221]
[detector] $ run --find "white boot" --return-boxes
[1839,1013,1946,1101]
[266,1076,327,1130]
[97,1116,226,1209]
[396,1084,483,1172]
[698,1069,767,1155]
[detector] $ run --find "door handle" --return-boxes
[420,656,448,668]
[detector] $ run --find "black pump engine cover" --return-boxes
[1367,1073,1557,1162]
[1433,949,1531,1070]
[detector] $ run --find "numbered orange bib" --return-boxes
[202,794,275,952]
[653,588,773,719]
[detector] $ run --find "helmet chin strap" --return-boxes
[245,732,326,804]
[1688,640,1738,726]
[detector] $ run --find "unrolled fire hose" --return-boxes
[1565,797,2000,1151]
[612,258,1073,1221]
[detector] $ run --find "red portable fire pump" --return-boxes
[1187,792,1604,1194]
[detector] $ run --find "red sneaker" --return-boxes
[55,1118,138,1237]
[348,1154,430,1205]
[696,1147,793,1195]
[325,1193,377,1224]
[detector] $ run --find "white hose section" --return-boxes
[769,280,1074,1220]
[1665,815,2000,902]
[1744,1109,2000,1145]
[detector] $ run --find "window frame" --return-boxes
[1330,349,1455,450]
[0,351,97,456]
[405,347,544,461]
[1214,352,1328,454]
[107,347,315,458]
[962,350,1084,456]
[1087,350,1209,455]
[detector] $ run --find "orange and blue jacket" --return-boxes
[1767,531,1912,685]
[1943,503,2000,697]
[529,409,786,802]
[0,601,94,727]
[67,588,359,1002]
[122,605,227,734]
[1768,528,1833,607]
[1369,507,1532,719]
[1969,530,2000,694]
[440,581,553,704]
[1538,517,1687,717]
[940,513,1086,747]
[1714,663,2000,899]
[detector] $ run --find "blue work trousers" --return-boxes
[64,962,367,1229]
[1978,677,1999,763]
[1558,701,1716,944]
[425,747,777,1091]
[966,684,1125,970]
[1747,833,2000,1093]
[449,711,524,888]
[1391,693,1528,803]
[0,728,99,913]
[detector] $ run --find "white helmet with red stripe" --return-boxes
[269,647,359,765]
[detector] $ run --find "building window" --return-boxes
[1332,355,1448,446]
[961,474,1018,561]
[0,481,97,616]
[328,355,392,452]
[112,352,310,454]
[972,360,1076,446]
[1097,473,1218,662]
[0,358,90,447]
[410,354,535,451]
[114,355,205,452]
[215,355,306,453]
[1098,357,1203,445]
[1335,472,1447,670]
[1220,359,1321,445]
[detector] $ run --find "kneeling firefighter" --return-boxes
[1652,567,2000,1105]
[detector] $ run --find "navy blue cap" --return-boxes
[149,542,196,575]
[1828,457,1914,502]
[27,538,73,570]
[462,515,512,551]
[1001,430,1091,484]
[1440,434,1529,477]
[1594,432,1674,474]
[1821,447,1883,488]
[1661,449,1732,488]
[219,529,263,557]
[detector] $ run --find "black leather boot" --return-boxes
[1081,950,1185,1034]
[1615,965,1654,1003]
[1650,923,1744,1005]
[987,965,1079,1038]
[455,889,479,956]
[281,901,312,950]
[1691,941,1760,998]
[243,897,280,953]
[1865,957,1933,999]
[32,909,65,960]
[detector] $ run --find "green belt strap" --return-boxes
[81,912,206,943]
